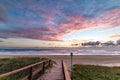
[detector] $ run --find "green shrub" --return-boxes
[71,64,120,80]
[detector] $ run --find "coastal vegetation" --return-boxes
[71,64,120,80]
[0,57,52,80]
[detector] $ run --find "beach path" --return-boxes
[37,59,64,80]
[2,55,120,79]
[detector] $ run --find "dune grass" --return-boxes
[71,64,120,80]
[0,57,52,80]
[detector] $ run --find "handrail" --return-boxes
[0,59,51,79]
[22,60,50,80]
[62,60,71,80]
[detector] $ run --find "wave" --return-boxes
[0,48,120,55]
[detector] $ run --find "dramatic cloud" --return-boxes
[0,36,8,39]
[0,0,17,22]
[96,8,120,30]
[0,0,120,41]
[0,6,7,22]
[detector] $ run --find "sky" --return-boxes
[0,0,120,48]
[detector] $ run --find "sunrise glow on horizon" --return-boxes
[0,0,120,48]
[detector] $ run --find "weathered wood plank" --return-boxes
[62,60,71,80]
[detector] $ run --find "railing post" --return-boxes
[42,62,45,74]
[70,53,73,80]
[49,60,51,67]
[62,60,65,80]
[28,67,33,80]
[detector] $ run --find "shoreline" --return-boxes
[1,54,120,58]
[1,54,120,56]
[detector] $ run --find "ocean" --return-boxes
[0,47,120,55]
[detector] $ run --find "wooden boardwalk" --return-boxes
[37,60,64,80]
[0,56,71,80]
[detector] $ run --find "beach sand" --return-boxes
[1,55,120,67]
[1,55,120,80]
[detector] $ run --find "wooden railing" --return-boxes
[0,59,52,80]
[62,60,71,80]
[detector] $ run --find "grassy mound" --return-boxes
[71,64,120,80]
[0,57,51,80]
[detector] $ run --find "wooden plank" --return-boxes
[62,60,71,80]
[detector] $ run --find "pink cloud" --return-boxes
[1,8,120,41]
[96,8,120,30]
[108,34,120,41]
[111,35,120,38]
[110,34,120,40]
